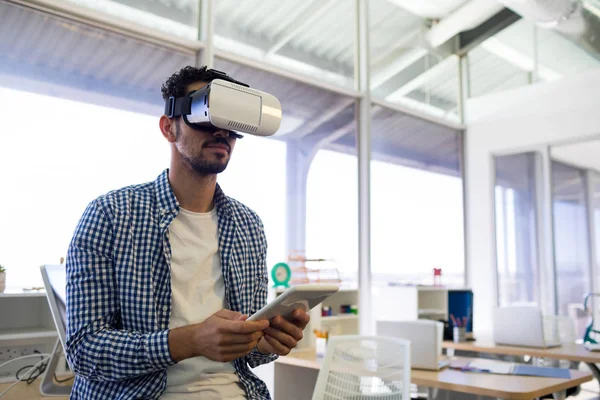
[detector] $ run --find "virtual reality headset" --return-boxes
[164,71,282,138]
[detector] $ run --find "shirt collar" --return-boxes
[154,169,233,217]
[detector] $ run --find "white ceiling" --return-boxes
[552,139,600,173]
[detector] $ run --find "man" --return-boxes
[65,66,309,399]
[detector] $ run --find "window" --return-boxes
[0,86,287,289]
[370,105,464,286]
[0,87,167,288]
[552,161,591,315]
[214,0,355,88]
[371,161,464,285]
[217,136,287,270]
[494,153,540,307]
[59,0,199,40]
[306,150,358,282]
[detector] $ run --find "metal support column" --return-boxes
[356,0,372,335]
[285,141,310,256]
[196,0,214,68]
[585,171,597,294]
[457,55,470,124]
[539,148,557,315]
[458,55,470,287]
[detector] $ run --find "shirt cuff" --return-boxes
[246,346,279,368]
[145,330,176,369]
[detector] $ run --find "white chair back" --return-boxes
[312,335,411,400]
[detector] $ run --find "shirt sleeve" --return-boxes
[245,217,279,368]
[65,199,175,381]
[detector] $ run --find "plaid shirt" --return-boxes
[65,170,277,400]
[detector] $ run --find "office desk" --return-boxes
[0,381,69,400]
[443,339,600,364]
[275,350,592,400]
[443,339,600,387]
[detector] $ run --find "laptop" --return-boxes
[493,306,561,348]
[377,319,450,370]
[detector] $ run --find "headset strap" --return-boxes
[165,96,192,118]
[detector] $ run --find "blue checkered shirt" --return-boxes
[65,170,277,399]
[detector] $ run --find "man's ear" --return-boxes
[159,115,177,143]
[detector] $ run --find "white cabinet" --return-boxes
[274,287,359,350]
[0,290,57,382]
[372,285,450,322]
[312,288,359,338]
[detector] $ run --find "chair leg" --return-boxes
[551,390,566,400]
[39,339,72,396]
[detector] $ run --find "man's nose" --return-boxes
[213,130,230,138]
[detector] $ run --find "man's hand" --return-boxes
[169,309,269,363]
[256,309,310,356]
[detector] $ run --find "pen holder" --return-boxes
[453,326,466,343]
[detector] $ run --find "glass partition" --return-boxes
[494,153,540,307]
[552,161,591,316]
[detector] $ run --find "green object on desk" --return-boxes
[583,293,600,344]
[271,262,291,288]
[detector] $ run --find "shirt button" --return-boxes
[163,306,168,312]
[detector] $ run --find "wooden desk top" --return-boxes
[276,351,592,399]
[443,338,600,364]
[0,381,69,400]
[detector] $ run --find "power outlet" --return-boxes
[0,346,42,364]
[0,346,46,382]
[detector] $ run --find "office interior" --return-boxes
[1,0,600,398]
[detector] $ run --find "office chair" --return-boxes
[39,264,73,396]
[312,335,411,400]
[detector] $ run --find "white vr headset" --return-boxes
[164,73,282,138]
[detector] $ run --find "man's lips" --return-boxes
[204,143,230,153]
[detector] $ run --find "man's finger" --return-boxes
[218,341,260,354]
[221,319,270,334]
[264,334,291,355]
[265,327,297,348]
[217,331,264,345]
[291,309,310,327]
[215,309,245,320]
[270,317,303,341]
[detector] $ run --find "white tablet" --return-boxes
[247,284,339,321]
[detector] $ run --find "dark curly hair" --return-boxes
[160,65,228,101]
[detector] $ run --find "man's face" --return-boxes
[172,81,237,175]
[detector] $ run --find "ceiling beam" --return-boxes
[385,55,459,102]
[307,121,356,164]
[480,37,562,81]
[371,29,422,67]
[265,0,338,56]
[458,7,521,55]
[371,47,428,90]
[287,97,356,139]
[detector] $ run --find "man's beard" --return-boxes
[182,152,229,175]
[176,120,230,175]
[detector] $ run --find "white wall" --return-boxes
[465,68,600,334]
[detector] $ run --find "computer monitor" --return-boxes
[40,264,72,395]
[377,319,449,370]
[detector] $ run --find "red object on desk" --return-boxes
[433,268,442,286]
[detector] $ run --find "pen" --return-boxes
[450,314,459,327]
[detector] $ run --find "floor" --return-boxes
[572,380,600,400]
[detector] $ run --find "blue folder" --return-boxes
[512,365,571,379]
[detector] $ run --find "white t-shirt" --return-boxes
[161,208,247,400]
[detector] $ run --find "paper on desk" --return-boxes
[467,359,514,374]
